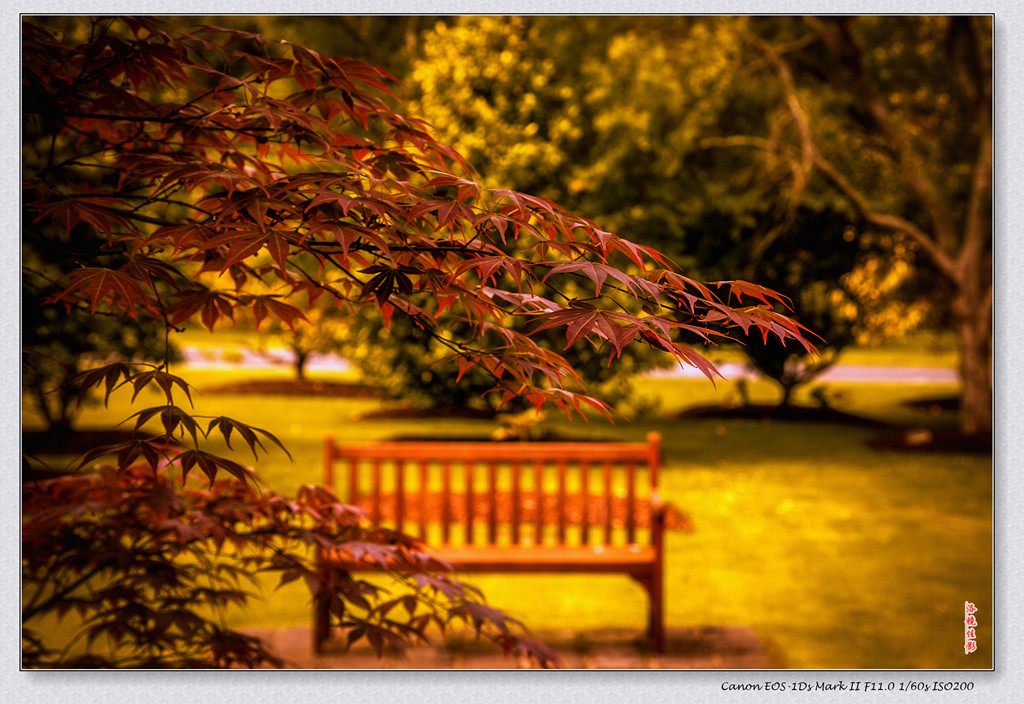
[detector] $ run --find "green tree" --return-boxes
[22,16,810,667]
[725,16,992,439]
[394,17,696,412]
[407,17,734,249]
[403,17,848,407]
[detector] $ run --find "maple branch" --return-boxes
[304,240,490,255]
[165,83,240,121]
[60,110,268,131]
[22,563,108,623]
[58,191,217,220]
[58,110,282,147]
[29,143,128,181]
[288,256,591,400]
[151,284,181,370]
[300,247,371,297]
[285,260,364,312]
[133,182,214,216]
[101,207,186,229]
[288,253,498,370]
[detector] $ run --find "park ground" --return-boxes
[22,332,992,670]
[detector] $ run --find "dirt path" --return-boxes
[181,346,958,383]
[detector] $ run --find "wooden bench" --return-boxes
[314,432,667,654]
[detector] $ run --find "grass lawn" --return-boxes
[22,360,991,670]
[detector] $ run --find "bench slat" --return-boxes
[324,435,335,489]
[511,461,521,545]
[580,462,590,545]
[533,460,544,545]
[464,463,475,545]
[441,460,452,545]
[557,460,567,545]
[602,461,613,545]
[418,461,429,540]
[487,461,498,544]
[347,457,359,506]
[372,459,382,526]
[395,460,406,533]
[626,461,637,544]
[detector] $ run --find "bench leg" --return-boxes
[631,571,664,653]
[649,568,664,653]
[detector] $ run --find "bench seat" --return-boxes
[321,543,659,574]
[314,432,668,655]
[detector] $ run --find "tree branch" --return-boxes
[816,18,960,253]
[747,22,962,280]
[810,152,957,278]
[700,132,959,278]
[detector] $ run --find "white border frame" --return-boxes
[7,3,1019,702]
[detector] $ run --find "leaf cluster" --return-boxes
[24,16,812,423]
[23,459,557,668]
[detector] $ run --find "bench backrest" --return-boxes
[324,432,662,548]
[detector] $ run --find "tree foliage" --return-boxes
[22,36,181,431]
[22,16,812,667]
[23,456,549,668]
[728,17,992,436]
[395,17,726,410]
[405,16,990,426]
[403,17,847,405]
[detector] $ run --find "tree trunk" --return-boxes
[953,291,992,441]
[33,375,76,433]
[33,385,57,432]
[778,379,796,408]
[294,349,308,381]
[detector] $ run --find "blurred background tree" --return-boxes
[337,16,672,415]
[725,16,992,438]
[401,17,908,408]
[403,16,988,434]
[254,297,351,381]
[163,16,429,77]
